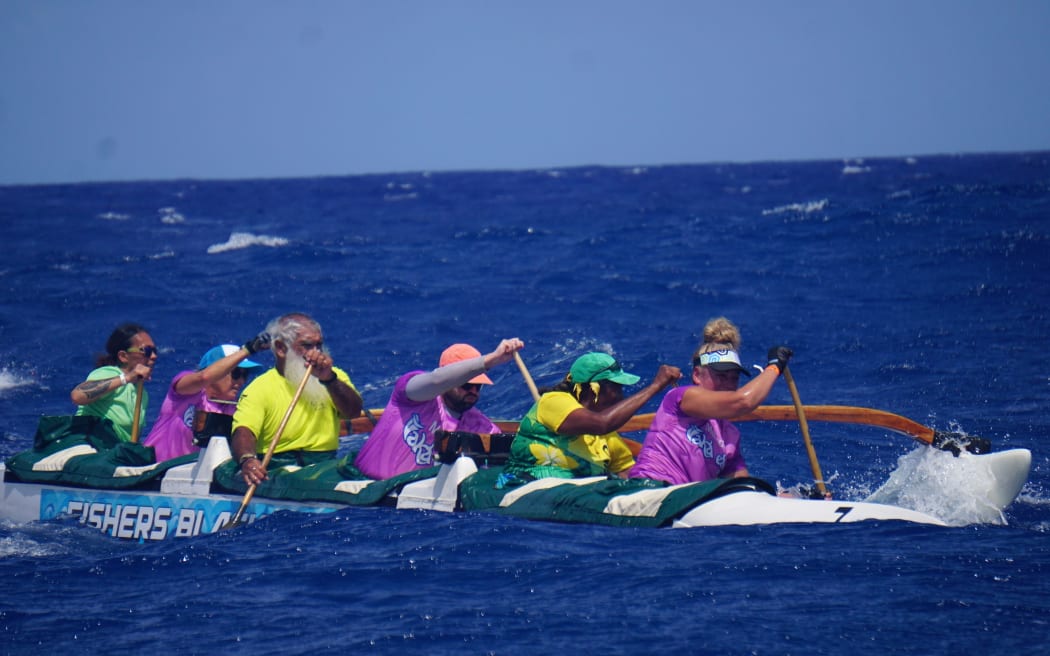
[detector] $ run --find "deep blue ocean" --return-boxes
[1,153,1049,654]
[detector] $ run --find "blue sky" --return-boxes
[2,1,1049,186]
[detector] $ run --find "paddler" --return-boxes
[629,316,792,484]
[143,334,270,461]
[70,322,157,442]
[232,313,364,485]
[501,352,680,482]
[354,339,525,480]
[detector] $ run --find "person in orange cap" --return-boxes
[354,338,524,480]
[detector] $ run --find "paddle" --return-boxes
[225,364,313,529]
[513,351,541,402]
[363,406,380,427]
[129,380,145,443]
[782,367,829,498]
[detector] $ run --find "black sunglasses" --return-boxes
[125,345,158,358]
[460,383,482,392]
[231,368,250,380]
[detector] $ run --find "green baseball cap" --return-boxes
[569,352,640,386]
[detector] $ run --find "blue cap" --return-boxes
[197,344,263,370]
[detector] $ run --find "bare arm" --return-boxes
[231,426,268,485]
[70,364,151,405]
[322,376,364,419]
[679,366,781,419]
[174,346,257,396]
[557,365,681,435]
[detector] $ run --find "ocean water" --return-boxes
[1,153,1049,654]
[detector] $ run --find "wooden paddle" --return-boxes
[782,367,829,498]
[513,351,541,402]
[225,364,313,528]
[129,380,145,443]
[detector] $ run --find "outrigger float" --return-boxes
[0,406,1032,541]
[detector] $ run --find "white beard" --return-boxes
[283,350,331,407]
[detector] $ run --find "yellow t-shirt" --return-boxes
[232,367,356,454]
[506,391,635,479]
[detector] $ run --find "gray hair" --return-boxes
[266,313,322,348]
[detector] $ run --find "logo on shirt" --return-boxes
[686,424,726,469]
[402,414,433,466]
[182,405,196,429]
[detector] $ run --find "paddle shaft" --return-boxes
[228,364,314,527]
[129,381,145,443]
[514,351,541,402]
[783,367,828,497]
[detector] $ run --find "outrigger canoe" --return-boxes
[0,406,1032,540]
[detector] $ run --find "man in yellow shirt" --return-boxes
[232,313,363,485]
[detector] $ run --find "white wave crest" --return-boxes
[207,232,289,254]
[761,199,828,216]
[842,159,871,175]
[97,212,130,221]
[0,532,67,558]
[0,368,34,394]
[159,207,185,224]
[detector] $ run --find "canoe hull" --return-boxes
[1,439,1031,540]
[0,465,343,540]
[674,490,947,527]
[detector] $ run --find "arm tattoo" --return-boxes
[76,378,116,402]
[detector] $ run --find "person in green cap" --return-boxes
[502,352,681,481]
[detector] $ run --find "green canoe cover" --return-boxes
[4,415,195,488]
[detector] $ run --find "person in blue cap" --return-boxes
[144,333,270,461]
[503,352,681,480]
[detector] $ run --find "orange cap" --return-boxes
[439,343,493,384]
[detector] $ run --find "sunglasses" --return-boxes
[585,360,622,384]
[125,345,158,358]
[460,383,482,392]
[231,368,250,381]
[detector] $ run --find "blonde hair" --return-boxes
[692,317,742,363]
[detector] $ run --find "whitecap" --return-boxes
[841,159,871,175]
[0,368,34,394]
[97,211,130,221]
[0,531,67,558]
[159,207,185,224]
[207,232,290,254]
[761,199,829,216]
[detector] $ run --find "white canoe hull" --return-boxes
[674,490,947,527]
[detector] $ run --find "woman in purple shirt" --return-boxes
[630,317,793,485]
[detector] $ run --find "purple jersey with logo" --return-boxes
[629,386,746,484]
[354,371,500,480]
[144,370,235,461]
